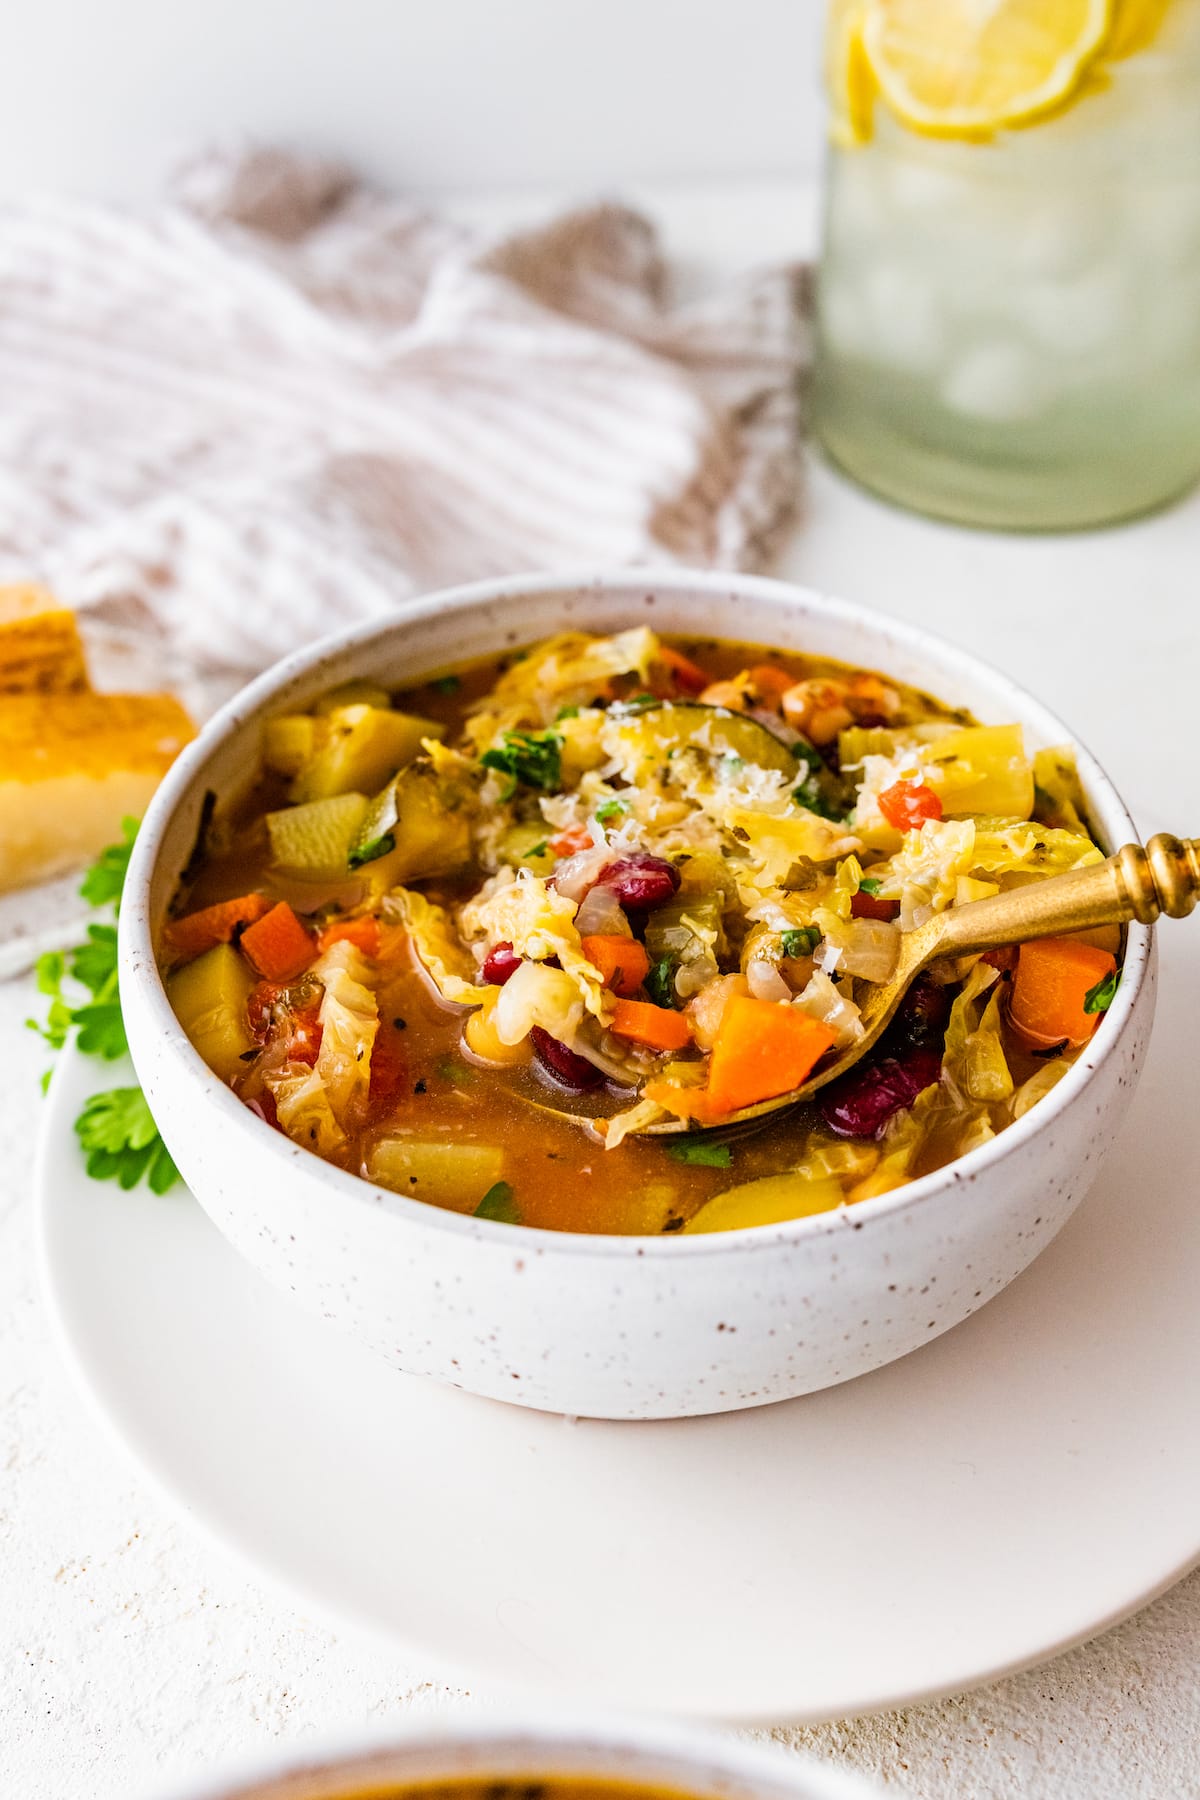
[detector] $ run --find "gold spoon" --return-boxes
[526,832,1199,1139]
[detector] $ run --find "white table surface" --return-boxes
[3,176,1199,1800]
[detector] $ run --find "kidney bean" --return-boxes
[481,941,522,985]
[530,1026,603,1092]
[819,1046,942,1140]
[600,853,681,911]
[892,972,953,1048]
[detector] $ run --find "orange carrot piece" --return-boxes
[748,663,795,705]
[582,933,651,998]
[705,996,836,1115]
[656,644,710,695]
[609,997,692,1052]
[239,901,316,984]
[1007,937,1116,1051]
[317,915,381,957]
[164,892,271,963]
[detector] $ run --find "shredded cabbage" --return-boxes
[384,889,490,1006]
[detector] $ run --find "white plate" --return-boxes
[36,925,1200,1725]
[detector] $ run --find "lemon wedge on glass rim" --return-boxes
[860,0,1115,136]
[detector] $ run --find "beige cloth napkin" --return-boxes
[1,144,810,705]
[0,145,809,971]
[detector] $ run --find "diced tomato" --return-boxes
[878,780,943,833]
[287,1005,323,1067]
[655,644,710,696]
[367,1026,408,1121]
[317,915,381,957]
[982,946,1019,974]
[850,888,900,922]
[747,663,795,707]
[246,980,286,1042]
[550,824,595,858]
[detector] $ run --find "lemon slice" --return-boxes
[862,0,1114,136]
[825,0,878,144]
[1106,0,1171,59]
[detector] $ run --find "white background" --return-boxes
[6,0,824,202]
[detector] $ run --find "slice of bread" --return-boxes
[0,584,90,695]
[0,691,196,893]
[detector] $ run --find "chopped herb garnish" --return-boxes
[668,1138,733,1169]
[475,1180,520,1224]
[347,833,395,870]
[780,926,820,959]
[430,673,461,694]
[555,704,580,722]
[74,1087,179,1194]
[792,777,846,822]
[1084,969,1120,1015]
[481,729,563,799]
[719,754,745,778]
[595,799,628,826]
[613,693,658,715]
[524,840,550,861]
[644,957,677,1009]
[858,876,883,897]
[435,1055,476,1084]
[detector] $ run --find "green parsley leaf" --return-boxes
[71,1002,128,1061]
[347,832,396,870]
[74,1088,180,1194]
[430,673,461,694]
[35,950,66,998]
[474,1179,520,1223]
[857,877,882,897]
[780,926,821,959]
[79,816,139,911]
[555,704,580,722]
[644,957,677,1009]
[481,729,563,797]
[70,924,120,998]
[594,799,628,826]
[667,1139,733,1169]
[1083,969,1120,1015]
[792,777,846,823]
[524,840,549,861]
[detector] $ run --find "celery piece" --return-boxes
[644,893,723,963]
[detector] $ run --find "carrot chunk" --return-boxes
[609,997,692,1052]
[1007,937,1117,1052]
[705,996,836,1115]
[164,892,271,963]
[239,901,316,984]
[317,915,381,957]
[582,933,651,998]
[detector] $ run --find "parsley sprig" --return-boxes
[1084,968,1120,1015]
[481,729,563,800]
[30,818,179,1195]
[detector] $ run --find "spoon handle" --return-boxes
[934,833,1200,959]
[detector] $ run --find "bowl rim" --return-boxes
[121,565,1152,1260]
[147,1708,879,1800]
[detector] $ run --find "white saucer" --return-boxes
[36,927,1200,1725]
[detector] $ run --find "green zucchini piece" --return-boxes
[267,792,369,879]
[351,761,474,885]
[629,702,801,776]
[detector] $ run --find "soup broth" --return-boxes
[163,630,1120,1236]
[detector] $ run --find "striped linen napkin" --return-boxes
[1,143,810,703]
[0,144,809,974]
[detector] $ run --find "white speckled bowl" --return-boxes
[152,1713,882,1800]
[120,570,1155,1421]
